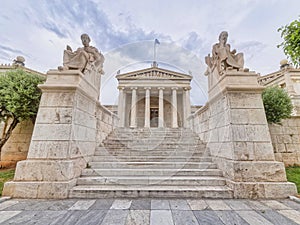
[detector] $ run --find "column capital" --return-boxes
[130,87,138,90]
[183,87,191,91]
[157,87,165,90]
[144,87,151,90]
[118,86,125,90]
[171,87,179,90]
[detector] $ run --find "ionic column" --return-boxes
[144,87,151,128]
[172,87,178,128]
[118,87,125,127]
[183,87,191,127]
[130,87,138,128]
[158,87,164,127]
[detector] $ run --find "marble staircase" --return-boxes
[69,128,233,198]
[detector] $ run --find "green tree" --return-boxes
[278,17,300,67]
[262,86,293,124]
[0,69,45,152]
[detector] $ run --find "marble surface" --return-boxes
[0,198,300,224]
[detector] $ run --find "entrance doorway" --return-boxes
[150,108,159,127]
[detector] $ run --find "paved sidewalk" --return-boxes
[0,198,300,224]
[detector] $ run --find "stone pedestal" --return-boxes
[3,69,100,198]
[207,70,297,198]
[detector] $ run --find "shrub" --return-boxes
[262,86,293,124]
[0,69,45,152]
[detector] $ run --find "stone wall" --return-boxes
[269,116,300,166]
[0,120,33,168]
[3,69,113,198]
[96,103,118,146]
[188,71,297,198]
[189,104,209,142]
[0,105,117,169]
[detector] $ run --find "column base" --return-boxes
[227,180,297,199]
[3,179,77,199]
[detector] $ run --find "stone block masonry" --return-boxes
[269,116,300,166]
[3,69,116,198]
[0,120,34,168]
[189,71,297,198]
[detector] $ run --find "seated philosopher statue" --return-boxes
[205,31,245,75]
[58,34,104,74]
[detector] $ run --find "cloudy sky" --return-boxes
[0,0,299,105]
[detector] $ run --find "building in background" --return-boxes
[0,57,46,168]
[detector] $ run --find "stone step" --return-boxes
[88,161,217,169]
[101,147,202,151]
[100,143,203,147]
[103,143,202,147]
[76,176,226,186]
[99,151,205,156]
[91,156,213,162]
[98,145,206,153]
[106,137,198,142]
[94,149,206,156]
[104,133,201,137]
[113,128,190,132]
[69,185,233,198]
[104,135,203,143]
[71,127,233,199]
[81,168,223,177]
[107,133,200,140]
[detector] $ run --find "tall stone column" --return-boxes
[172,87,178,128]
[3,69,100,198]
[144,87,151,128]
[118,87,125,127]
[158,87,164,128]
[206,70,297,198]
[130,87,137,128]
[183,87,191,127]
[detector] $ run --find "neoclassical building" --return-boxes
[2,33,298,199]
[116,62,192,128]
[258,60,300,116]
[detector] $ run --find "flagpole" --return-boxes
[153,39,160,65]
[154,41,156,62]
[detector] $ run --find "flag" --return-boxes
[155,39,160,45]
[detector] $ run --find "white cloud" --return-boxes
[0,0,299,105]
[101,40,207,105]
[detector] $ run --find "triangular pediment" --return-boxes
[116,66,192,80]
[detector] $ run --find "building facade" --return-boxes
[258,61,300,165]
[116,63,192,128]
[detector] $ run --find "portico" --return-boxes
[116,64,192,128]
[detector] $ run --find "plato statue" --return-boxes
[58,34,104,74]
[205,31,244,75]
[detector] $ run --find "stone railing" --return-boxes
[96,103,118,146]
[188,104,210,143]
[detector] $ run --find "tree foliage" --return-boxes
[262,86,293,124]
[278,17,300,67]
[0,69,45,151]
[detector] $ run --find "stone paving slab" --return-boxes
[257,209,299,225]
[151,199,170,210]
[125,210,150,225]
[0,198,299,225]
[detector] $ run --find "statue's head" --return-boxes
[219,31,228,43]
[81,33,91,47]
